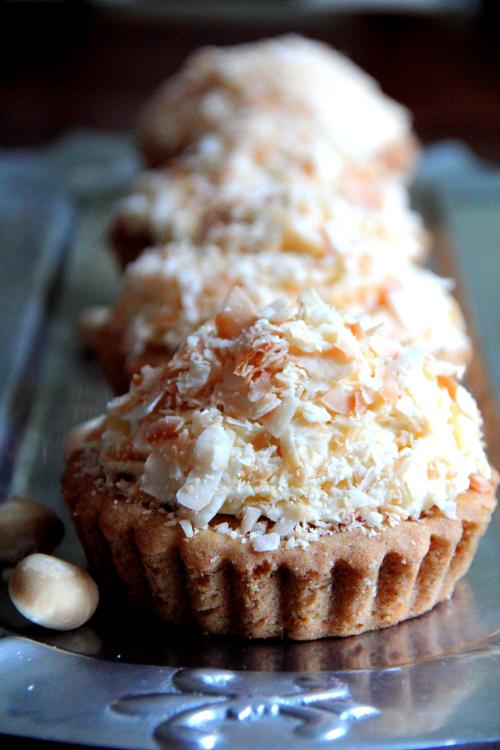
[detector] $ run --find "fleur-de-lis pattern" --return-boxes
[111,667,379,748]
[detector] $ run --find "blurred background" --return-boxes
[1,0,499,158]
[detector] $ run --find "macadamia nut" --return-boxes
[0,495,64,564]
[9,553,99,630]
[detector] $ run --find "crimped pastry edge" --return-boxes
[62,450,497,641]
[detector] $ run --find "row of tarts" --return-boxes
[57,36,497,640]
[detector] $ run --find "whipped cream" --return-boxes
[88,291,488,550]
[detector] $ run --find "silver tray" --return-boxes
[0,135,499,749]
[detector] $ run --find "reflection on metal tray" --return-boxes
[0,134,499,749]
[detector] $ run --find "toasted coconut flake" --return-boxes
[215,287,256,339]
[320,387,352,415]
[119,391,164,424]
[469,473,491,493]
[437,374,458,400]
[353,390,368,416]
[396,346,425,372]
[379,370,399,402]
[146,416,184,442]
[248,371,272,403]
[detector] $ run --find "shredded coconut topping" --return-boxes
[85,291,489,550]
[104,242,469,368]
[112,171,425,262]
[138,35,411,166]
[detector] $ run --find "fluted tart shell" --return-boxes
[62,449,497,640]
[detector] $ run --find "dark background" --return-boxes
[1,1,499,159]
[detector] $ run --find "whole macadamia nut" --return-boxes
[9,553,99,630]
[0,495,64,564]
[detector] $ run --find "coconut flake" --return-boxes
[396,346,425,372]
[259,297,294,323]
[177,359,212,395]
[274,517,296,536]
[147,416,184,442]
[469,472,490,493]
[122,391,164,424]
[369,334,402,359]
[176,423,234,510]
[364,511,384,527]
[301,402,330,423]
[252,532,280,552]
[241,506,261,533]
[455,385,478,418]
[264,395,299,438]
[141,450,174,504]
[215,287,256,339]
[179,519,194,538]
[320,387,351,415]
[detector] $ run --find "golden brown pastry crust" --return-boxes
[62,449,497,640]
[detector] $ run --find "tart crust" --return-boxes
[62,449,497,640]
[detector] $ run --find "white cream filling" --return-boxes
[98,290,488,553]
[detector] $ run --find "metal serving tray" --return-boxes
[0,134,499,749]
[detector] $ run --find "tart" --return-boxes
[64,291,496,640]
[137,35,417,178]
[83,243,469,393]
[110,165,426,268]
